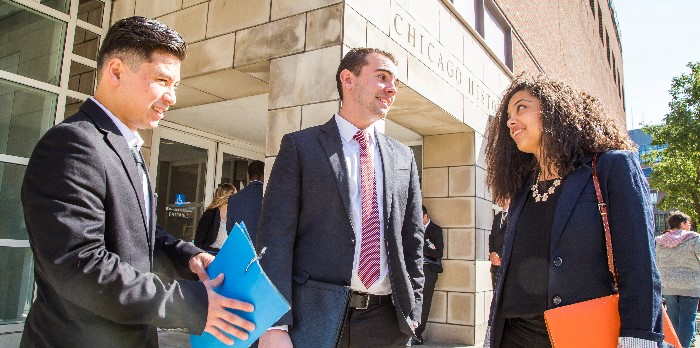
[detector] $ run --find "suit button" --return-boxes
[552,296,562,306]
[553,257,563,267]
[348,238,355,246]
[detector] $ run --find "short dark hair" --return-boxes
[667,211,691,229]
[97,16,187,78]
[248,160,265,179]
[422,205,428,216]
[336,48,398,100]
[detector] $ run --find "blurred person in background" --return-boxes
[195,183,237,253]
[656,211,700,348]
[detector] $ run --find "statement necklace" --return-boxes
[531,173,561,202]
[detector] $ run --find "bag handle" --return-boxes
[591,153,619,289]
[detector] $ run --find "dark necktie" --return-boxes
[354,130,381,289]
[131,146,153,251]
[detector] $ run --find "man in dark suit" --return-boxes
[257,48,424,348]
[413,206,444,345]
[20,16,253,347]
[226,160,265,244]
[488,202,508,290]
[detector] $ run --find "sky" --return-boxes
[613,0,700,130]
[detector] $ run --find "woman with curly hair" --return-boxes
[483,75,664,347]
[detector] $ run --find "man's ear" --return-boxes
[104,57,126,86]
[339,68,354,91]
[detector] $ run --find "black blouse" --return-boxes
[501,178,563,318]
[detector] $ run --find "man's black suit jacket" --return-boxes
[20,99,208,347]
[423,221,444,273]
[226,180,263,244]
[257,117,425,337]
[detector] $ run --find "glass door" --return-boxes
[150,127,216,242]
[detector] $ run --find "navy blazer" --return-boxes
[486,151,664,347]
[257,117,424,337]
[194,207,222,250]
[226,180,263,244]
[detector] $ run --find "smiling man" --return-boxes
[256,48,425,348]
[20,17,254,347]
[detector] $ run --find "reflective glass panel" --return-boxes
[0,0,66,85]
[0,162,32,324]
[0,246,33,324]
[68,61,95,95]
[155,140,208,242]
[0,162,26,240]
[40,0,70,13]
[77,0,104,27]
[73,27,100,60]
[65,96,83,118]
[484,6,506,64]
[0,79,57,158]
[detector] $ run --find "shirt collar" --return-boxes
[424,219,431,229]
[90,97,144,151]
[334,114,376,145]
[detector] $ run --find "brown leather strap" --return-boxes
[592,153,618,288]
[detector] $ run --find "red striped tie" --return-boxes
[354,130,381,289]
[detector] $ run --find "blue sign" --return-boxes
[174,193,186,206]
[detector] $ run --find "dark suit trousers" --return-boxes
[338,301,411,347]
[416,268,438,338]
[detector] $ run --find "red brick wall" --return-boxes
[495,0,626,124]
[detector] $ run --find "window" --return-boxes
[484,5,506,64]
[0,1,66,85]
[447,0,513,71]
[452,0,477,30]
[0,0,110,331]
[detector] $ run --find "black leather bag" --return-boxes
[289,277,351,348]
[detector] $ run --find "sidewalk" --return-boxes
[158,330,480,348]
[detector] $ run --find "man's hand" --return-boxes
[189,252,214,281]
[489,252,501,266]
[203,273,256,345]
[258,329,293,348]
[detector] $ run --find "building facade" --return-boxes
[629,128,669,234]
[0,0,624,345]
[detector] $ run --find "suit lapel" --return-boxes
[81,100,150,242]
[317,118,355,229]
[374,131,395,222]
[550,162,592,251]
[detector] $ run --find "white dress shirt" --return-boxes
[90,97,150,224]
[334,114,391,295]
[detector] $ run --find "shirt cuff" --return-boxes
[617,336,657,348]
[268,325,288,332]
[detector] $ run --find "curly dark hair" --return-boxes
[485,75,635,205]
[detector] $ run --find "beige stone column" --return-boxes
[262,2,345,179]
[421,131,490,345]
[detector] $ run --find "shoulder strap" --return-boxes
[592,153,619,288]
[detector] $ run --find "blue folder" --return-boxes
[190,222,290,348]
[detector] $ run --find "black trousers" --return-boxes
[500,316,552,348]
[337,300,411,347]
[415,268,439,338]
[491,265,500,290]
